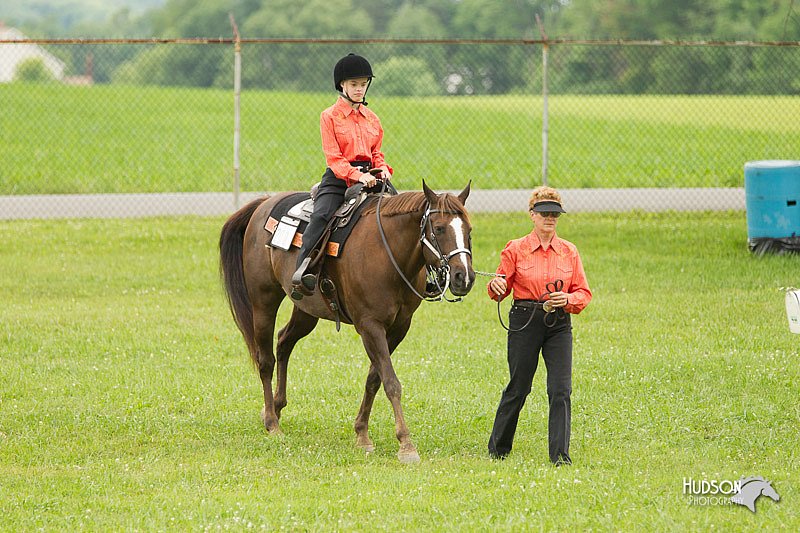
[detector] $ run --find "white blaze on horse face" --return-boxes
[449,217,470,270]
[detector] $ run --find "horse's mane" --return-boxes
[362,191,469,222]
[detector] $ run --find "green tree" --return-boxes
[242,0,373,38]
[445,0,566,94]
[14,58,56,83]
[112,45,227,87]
[555,0,798,40]
[374,56,441,96]
[239,0,375,91]
[361,0,404,34]
[381,3,448,92]
[712,0,800,40]
[555,0,714,39]
[151,0,260,38]
[386,3,446,38]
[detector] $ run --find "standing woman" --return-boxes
[487,186,592,465]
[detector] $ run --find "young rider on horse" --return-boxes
[291,53,393,301]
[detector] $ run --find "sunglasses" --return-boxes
[531,210,561,218]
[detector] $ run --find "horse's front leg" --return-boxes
[358,320,420,464]
[354,318,413,454]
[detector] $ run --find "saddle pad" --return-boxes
[264,192,378,257]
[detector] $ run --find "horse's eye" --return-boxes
[434,226,445,236]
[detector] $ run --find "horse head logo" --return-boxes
[730,476,780,513]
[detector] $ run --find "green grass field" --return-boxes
[1,211,797,530]
[1,83,798,194]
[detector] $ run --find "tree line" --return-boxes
[16,0,800,95]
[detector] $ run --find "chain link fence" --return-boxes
[1,37,799,218]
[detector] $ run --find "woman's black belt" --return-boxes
[513,299,545,309]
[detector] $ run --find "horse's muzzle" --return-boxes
[449,267,475,296]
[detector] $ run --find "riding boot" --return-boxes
[291,167,347,301]
[291,255,318,301]
[289,259,310,301]
[292,220,329,301]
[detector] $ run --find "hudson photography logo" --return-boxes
[683,475,781,512]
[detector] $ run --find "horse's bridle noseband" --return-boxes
[418,205,472,302]
[375,184,471,302]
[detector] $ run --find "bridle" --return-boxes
[418,204,472,302]
[375,184,471,302]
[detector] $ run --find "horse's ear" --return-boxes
[457,180,471,205]
[422,180,438,205]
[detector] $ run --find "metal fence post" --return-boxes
[536,15,549,187]
[541,41,549,187]
[230,14,241,210]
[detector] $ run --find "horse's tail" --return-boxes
[219,196,268,359]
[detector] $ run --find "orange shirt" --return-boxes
[320,97,392,186]
[488,231,592,315]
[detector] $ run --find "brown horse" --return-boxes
[219,182,474,463]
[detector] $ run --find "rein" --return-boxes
[375,182,471,302]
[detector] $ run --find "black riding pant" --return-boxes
[296,168,348,269]
[488,304,573,463]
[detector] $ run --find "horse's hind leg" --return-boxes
[273,306,319,420]
[354,363,380,452]
[253,296,284,434]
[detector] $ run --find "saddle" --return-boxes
[264,181,393,329]
[264,182,376,257]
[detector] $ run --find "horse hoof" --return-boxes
[398,450,420,464]
[261,408,282,434]
[356,436,375,453]
[263,420,282,435]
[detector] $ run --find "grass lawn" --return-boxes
[1,84,798,194]
[0,210,798,530]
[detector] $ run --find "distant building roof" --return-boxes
[0,24,66,82]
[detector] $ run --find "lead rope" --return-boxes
[474,271,559,331]
[496,299,539,332]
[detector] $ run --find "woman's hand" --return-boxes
[488,276,507,297]
[378,166,391,181]
[359,172,377,187]
[548,291,569,308]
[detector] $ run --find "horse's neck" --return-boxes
[383,212,426,270]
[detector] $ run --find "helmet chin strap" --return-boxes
[339,79,372,106]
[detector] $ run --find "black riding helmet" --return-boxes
[333,53,374,105]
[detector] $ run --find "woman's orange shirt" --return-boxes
[488,231,592,315]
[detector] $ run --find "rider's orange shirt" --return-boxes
[488,231,592,315]
[320,97,392,186]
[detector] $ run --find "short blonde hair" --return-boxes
[528,186,562,211]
